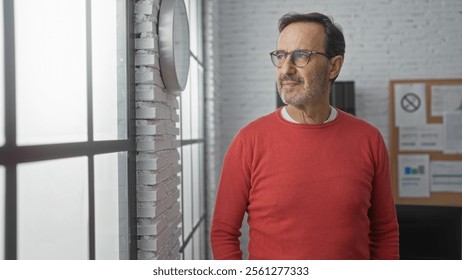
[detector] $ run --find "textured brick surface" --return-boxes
[134,0,181,260]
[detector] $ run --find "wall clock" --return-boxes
[158,0,190,93]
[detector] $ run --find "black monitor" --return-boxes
[329,81,355,115]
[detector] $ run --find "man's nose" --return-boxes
[280,55,297,75]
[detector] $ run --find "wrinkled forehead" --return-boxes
[277,22,326,52]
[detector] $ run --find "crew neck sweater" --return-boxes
[211,108,399,260]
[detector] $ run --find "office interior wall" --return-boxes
[204,0,462,258]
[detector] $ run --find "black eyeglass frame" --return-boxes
[269,49,330,68]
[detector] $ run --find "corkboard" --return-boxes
[389,79,462,206]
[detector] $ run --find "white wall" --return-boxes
[204,0,462,258]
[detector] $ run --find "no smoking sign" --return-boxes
[394,83,427,127]
[400,93,421,113]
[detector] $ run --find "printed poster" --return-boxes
[398,154,430,198]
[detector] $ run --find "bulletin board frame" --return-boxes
[389,79,462,207]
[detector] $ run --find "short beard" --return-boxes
[278,73,327,107]
[280,87,323,107]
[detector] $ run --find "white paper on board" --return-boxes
[443,112,462,154]
[394,83,427,127]
[399,124,443,151]
[431,161,462,192]
[431,85,462,117]
[398,154,430,198]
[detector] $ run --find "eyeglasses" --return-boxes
[269,49,329,68]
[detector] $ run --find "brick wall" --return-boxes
[134,0,182,260]
[204,0,462,258]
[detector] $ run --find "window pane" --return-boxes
[92,0,127,141]
[15,0,87,145]
[94,152,128,259]
[182,145,193,236]
[0,166,4,260]
[196,1,203,63]
[197,65,204,139]
[190,60,199,139]
[199,221,206,259]
[0,0,4,147]
[192,143,201,226]
[189,0,198,57]
[184,0,190,17]
[190,62,204,139]
[187,0,203,62]
[17,157,89,259]
[183,240,193,260]
[181,64,192,140]
[193,229,200,260]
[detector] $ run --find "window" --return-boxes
[0,0,136,259]
[179,0,206,260]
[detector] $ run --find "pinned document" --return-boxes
[443,112,462,154]
[394,83,427,127]
[431,85,462,117]
[398,154,430,198]
[399,124,443,151]
[431,161,462,193]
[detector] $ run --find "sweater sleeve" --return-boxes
[368,133,400,259]
[211,132,251,260]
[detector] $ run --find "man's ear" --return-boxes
[328,55,344,80]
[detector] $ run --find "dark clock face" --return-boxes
[158,0,190,93]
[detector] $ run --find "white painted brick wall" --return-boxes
[134,0,182,260]
[204,0,462,258]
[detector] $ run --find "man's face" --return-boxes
[276,22,331,107]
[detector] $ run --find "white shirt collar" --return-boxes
[281,106,338,124]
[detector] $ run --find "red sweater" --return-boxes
[211,108,399,260]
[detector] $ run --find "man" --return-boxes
[211,12,399,260]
